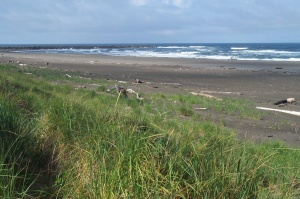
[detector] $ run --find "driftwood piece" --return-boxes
[126,89,136,94]
[126,89,143,100]
[200,91,243,95]
[190,92,222,101]
[256,107,300,116]
[160,83,182,86]
[194,108,207,110]
[107,87,143,100]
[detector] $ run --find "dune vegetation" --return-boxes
[0,64,299,198]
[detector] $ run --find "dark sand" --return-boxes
[1,52,300,147]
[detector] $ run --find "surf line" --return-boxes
[256,107,300,116]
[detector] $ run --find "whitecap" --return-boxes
[231,47,248,50]
[157,46,187,49]
[244,49,300,54]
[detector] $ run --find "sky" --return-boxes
[0,0,299,44]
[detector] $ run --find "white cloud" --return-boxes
[1,0,300,43]
[129,0,191,8]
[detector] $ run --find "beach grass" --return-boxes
[0,64,299,198]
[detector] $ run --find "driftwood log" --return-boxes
[190,92,222,101]
[256,107,300,116]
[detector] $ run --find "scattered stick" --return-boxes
[107,87,143,100]
[126,89,136,94]
[200,91,243,95]
[126,89,143,100]
[90,84,101,87]
[256,107,300,116]
[160,83,182,86]
[190,92,222,101]
[194,108,207,110]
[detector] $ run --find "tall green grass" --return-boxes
[0,64,299,198]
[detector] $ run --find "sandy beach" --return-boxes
[1,52,300,146]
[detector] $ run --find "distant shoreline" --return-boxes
[1,51,300,74]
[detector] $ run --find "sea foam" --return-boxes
[15,43,300,62]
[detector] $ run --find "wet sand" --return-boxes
[1,52,300,147]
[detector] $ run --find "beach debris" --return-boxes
[115,85,126,92]
[160,83,182,87]
[107,86,143,100]
[133,79,144,84]
[84,72,93,76]
[274,98,296,106]
[107,85,127,97]
[90,84,102,87]
[190,92,222,101]
[118,81,127,84]
[66,74,72,78]
[19,64,28,66]
[126,89,136,94]
[256,107,300,116]
[194,108,207,110]
[76,85,86,89]
[116,85,128,97]
[275,67,283,69]
[126,88,143,100]
[200,90,243,95]
[135,93,144,100]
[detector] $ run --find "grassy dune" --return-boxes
[0,64,299,198]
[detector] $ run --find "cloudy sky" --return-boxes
[1,0,299,44]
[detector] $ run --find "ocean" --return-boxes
[7,43,300,62]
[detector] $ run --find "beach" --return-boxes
[1,52,300,146]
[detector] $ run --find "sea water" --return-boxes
[8,43,300,61]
